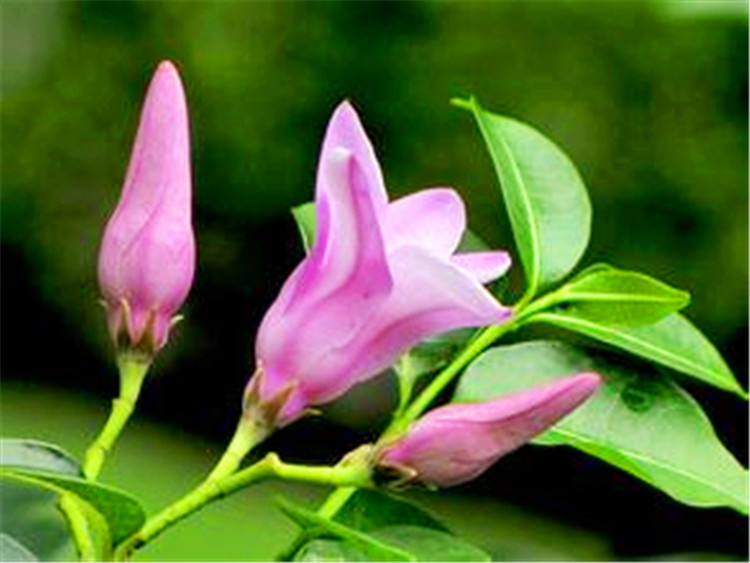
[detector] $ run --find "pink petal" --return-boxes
[451,251,512,284]
[380,372,602,487]
[384,188,466,256]
[325,246,512,385]
[255,151,393,406]
[315,102,388,254]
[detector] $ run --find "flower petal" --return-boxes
[316,101,388,250]
[255,151,393,405]
[324,246,512,385]
[384,188,466,256]
[451,251,512,284]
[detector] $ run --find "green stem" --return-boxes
[274,486,359,561]
[393,355,417,419]
[387,290,565,436]
[115,452,369,561]
[390,318,519,434]
[83,354,151,480]
[317,486,358,519]
[58,495,99,561]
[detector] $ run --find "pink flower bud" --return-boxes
[376,372,602,487]
[98,61,196,353]
[247,102,513,426]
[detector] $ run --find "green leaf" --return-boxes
[0,440,80,560]
[276,497,411,561]
[0,480,74,561]
[0,468,145,545]
[0,533,38,561]
[526,311,746,397]
[453,96,591,296]
[369,526,490,562]
[59,493,113,560]
[0,440,82,477]
[280,497,489,562]
[334,489,449,533]
[454,341,749,514]
[547,265,690,325]
[294,538,369,561]
[292,202,316,253]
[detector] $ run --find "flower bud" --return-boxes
[247,101,512,426]
[376,372,602,487]
[98,61,196,354]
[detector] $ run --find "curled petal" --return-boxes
[255,151,392,416]
[451,251,512,285]
[333,246,512,385]
[316,101,388,241]
[384,188,465,256]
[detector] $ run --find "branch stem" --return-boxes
[83,354,151,480]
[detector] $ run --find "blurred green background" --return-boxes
[1,0,747,560]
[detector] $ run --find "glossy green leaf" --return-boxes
[334,489,448,533]
[0,440,82,477]
[369,526,490,562]
[291,202,316,253]
[277,497,410,561]
[0,533,38,561]
[280,497,489,562]
[0,480,74,562]
[59,493,113,560]
[547,265,690,325]
[454,341,749,514]
[294,538,368,561]
[453,96,591,296]
[0,440,80,560]
[0,468,145,545]
[292,526,490,562]
[525,311,746,397]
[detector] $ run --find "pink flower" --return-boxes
[247,101,512,426]
[376,373,602,487]
[98,61,196,353]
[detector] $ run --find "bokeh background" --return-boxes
[1,0,747,560]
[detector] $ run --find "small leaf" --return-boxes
[276,497,411,561]
[453,96,591,296]
[454,341,749,514]
[292,202,316,254]
[294,539,369,562]
[548,266,690,325]
[0,533,38,561]
[334,489,449,533]
[0,440,82,477]
[526,311,746,397]
[0,468,145,545]
[370,526,490,562]
[278,497,490,562]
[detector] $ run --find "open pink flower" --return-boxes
[377,372,602,487]
[98,61,196,353]
[247,101,512,426]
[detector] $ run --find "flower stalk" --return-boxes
[83,354,151,480]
